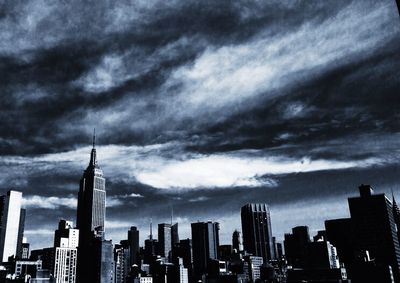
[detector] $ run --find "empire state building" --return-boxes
[76,133,106,245]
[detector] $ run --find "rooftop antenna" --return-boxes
[150,217,153,240]
[93,128,96,148]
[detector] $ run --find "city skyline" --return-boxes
[0,0,399,253]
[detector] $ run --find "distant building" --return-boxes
[241,203,275,261]
[158,223,172,259]
[348,184,400,282]
[53,220,79,283]
[305,240,340,270]
[232,230,241,252]
[114,241,130,283]
[243,255,263,282]
[128,226,140,266]
[75,134,114,283]
[191,221,219,280]
[0,190,25,262]
[284,226,310,268]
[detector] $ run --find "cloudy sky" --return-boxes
[0,0,399,250]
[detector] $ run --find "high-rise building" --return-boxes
[76,133,114,283]
[128,226,139,266]
[158,223,172,258]
[284,226,310,268]
[243,255,263,282]
[171,223,179,248]
[348,184,400,282]
[191,221,219,280]
[392,193,400,244]
[0,190,25,262]
[76,134,106,247]
[241,203,275,261]
[53,220,79,283]
[325,218,354,267]
[114,241,130,283]
[232,230,241,252]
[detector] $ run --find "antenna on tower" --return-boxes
[93,128,96,148]
[149,217,153,240]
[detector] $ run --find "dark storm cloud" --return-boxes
[0,0,399,248]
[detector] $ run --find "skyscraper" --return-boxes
[191,221,219,280]
[0,190,25,262]
[158,223,172,258]
[127,226,139,266]
[348,184,400,282]
[284,226,310,268]
[76,133,106,246]
[76,133,113,283]
[241,203,275,261]
[232,230,241,252]
[53,220,79,283]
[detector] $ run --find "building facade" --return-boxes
[241,203,275,261]
[0,190,25,262]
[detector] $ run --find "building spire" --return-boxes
[93,128,96,149]
[88,129,97,168]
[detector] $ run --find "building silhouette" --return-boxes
[348,184,400,282]
[191,221,219,280]
[241,203,275,261]
[0,190,25,262]
[127,226,140,266]
[284,226,310,268]
[232,230,241,252]
[158,223,172,259]
[53,220,79,283]
[76,133,114,283]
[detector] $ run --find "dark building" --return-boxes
[284,226,310,268]
[171,223,179,248]
[128,226,139,266]
[191,221,219,280]
[16,209,25,260]
[348,184,400,282]
[305,240,340,270]
[30,247,55,271]
[232,230,241,252]
[325,218,354,268]
[158,223,172,259]
[76,134,114,283]
[218,245,233,261]
[393,193,400,246]
[241,203,275,261]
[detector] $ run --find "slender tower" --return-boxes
[76,131,113,283]
[76,130,106,246]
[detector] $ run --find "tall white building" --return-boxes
[53,220,79,283]
[0,190,24,262]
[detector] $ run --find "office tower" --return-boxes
[232,230,241,252]
[114,241,130,283]
[128,226,140,266]
[76,133,106,247]
[171,223,179,247]
[348,184,400,282]
[241,203,275,261]
[392,193,400,243]
[325,218,354,267]
[53,220,79,283]
[76,133,114,283]
[305,241,340,269]
[0,190,25,262]
[218,245,233,261]
[158,223,172,258]
[243,255,263,282]
[284,226,310,268]
[177,257,189,283]
[191,221,219,280]
[16,208,25,260]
